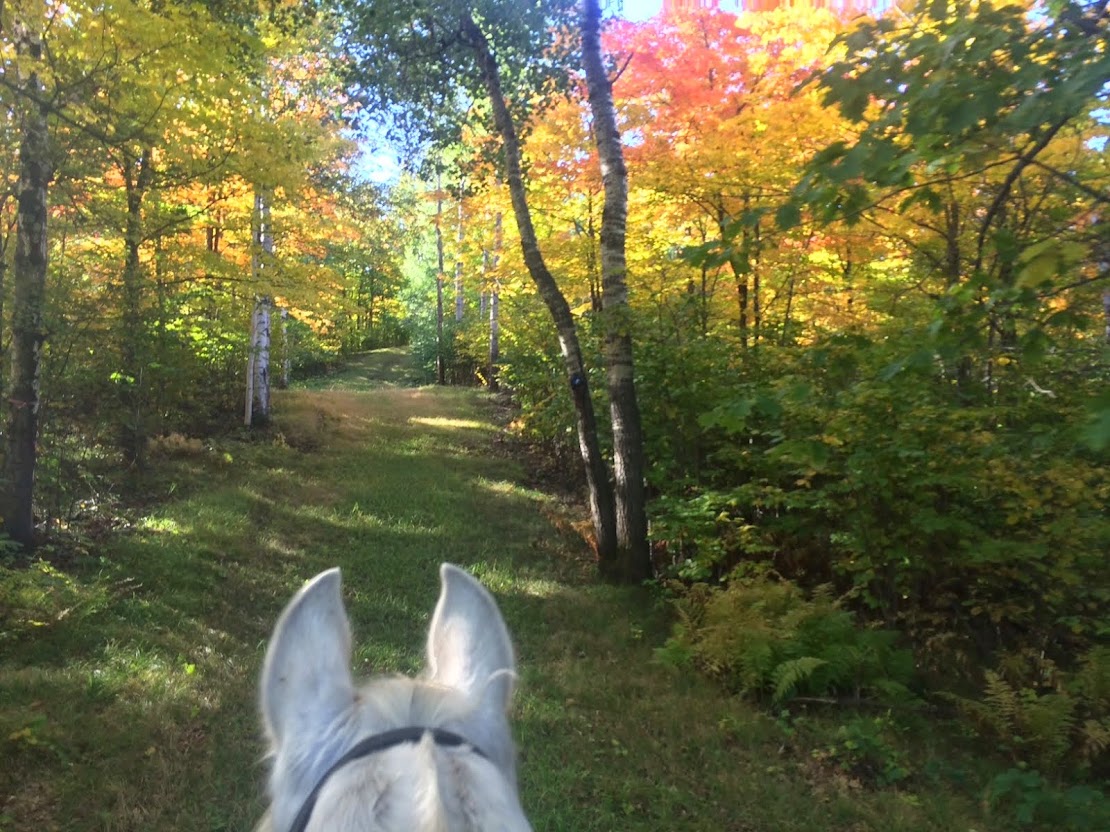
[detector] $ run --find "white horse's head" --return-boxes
[258,564,532,832]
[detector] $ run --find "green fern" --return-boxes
[983,670,1021,736]
[951,668,1096,770]
[1080,718,1110,762]
[1020,690,1076,768]
[673,575,914,704]
[771,656,828,703]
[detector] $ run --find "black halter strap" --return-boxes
[286,727,487,832]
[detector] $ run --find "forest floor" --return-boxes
[0,349,1006,831]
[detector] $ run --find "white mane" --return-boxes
[257,565,532,832]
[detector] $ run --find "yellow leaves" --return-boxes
[1016,240,1087,290]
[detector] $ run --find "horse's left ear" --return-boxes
[261,569,355,747]
[426,564,516,711]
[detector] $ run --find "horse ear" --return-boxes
[261,569,355,746]
[426,564,516,710]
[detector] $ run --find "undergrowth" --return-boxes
[658,573,915,707]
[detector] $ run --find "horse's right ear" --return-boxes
[261,569,355,747]
[426,564,516,712]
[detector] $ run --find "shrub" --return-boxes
[660,575,915,706]
[985,768,1110,831]
[815,715,912,787]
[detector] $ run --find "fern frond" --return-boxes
[1072,646,1110,710]
[983,670,1020,730]
[771,656,828,704]
[1079,717,1110,763]
[1021,692,1076,768]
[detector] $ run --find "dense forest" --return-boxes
[1,0,1108,828]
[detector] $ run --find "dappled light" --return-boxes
[2,0,1109,829]
[408,416,496,432]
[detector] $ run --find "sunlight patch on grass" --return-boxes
[137,517,186,535]
[459,562,563,600]
[474,476,552,504]
[408,416,495,432]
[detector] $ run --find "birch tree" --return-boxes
[581,0,650,580]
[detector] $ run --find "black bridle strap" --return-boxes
[287,727,487,832]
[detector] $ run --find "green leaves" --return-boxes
[795,0,1110,226]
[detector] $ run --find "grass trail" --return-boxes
[1,350,995,831]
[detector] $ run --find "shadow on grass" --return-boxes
[0,393,577,831]
[294,347,428,392]
[1,372,1004,832]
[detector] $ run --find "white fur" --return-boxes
[258,565,532,832]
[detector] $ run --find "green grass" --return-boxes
[1,349,1008,831]
[293,347,427,391]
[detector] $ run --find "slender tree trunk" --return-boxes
[244,306,256,427]
[1103,288,1110,345]
[586,193,602,311]
[435,174,446,385]
[0,250,7,400]
[455,187,465,322]
[487,211,502,391]
[488,288,501,392]
[252,297,271,421]
[717,202,749,347]
[254,189,273,422]
[246,186,274,425]
[462,12,617,560]
[120,147,153,466]
[781,275,796,346]
[3,10,50,547]
[751,220,762,346]
[279,308,290,388]
[581,0,651,582]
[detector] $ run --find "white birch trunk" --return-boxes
[582,0,651,581]
[253,296,271,421]
[246,187,274,424]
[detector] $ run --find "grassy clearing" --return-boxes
[2,350,1004,831]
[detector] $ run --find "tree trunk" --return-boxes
[244,306,256,426]
[461,12,617,561]
[119,146,153,467]
[246,186,274,425]
[254,188,273,422]
[586,192,602,312]
[435,174,446,385]
[252,296,272,422]
[717,202,749,347]
[1103,287,1110,345]
[751,219,762,346]
[279,307,290,388]
[581,0,651,582]
[487,212,502,392]
[0,250,7,400]
[455,188,465,322]
[3,10,50,548]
